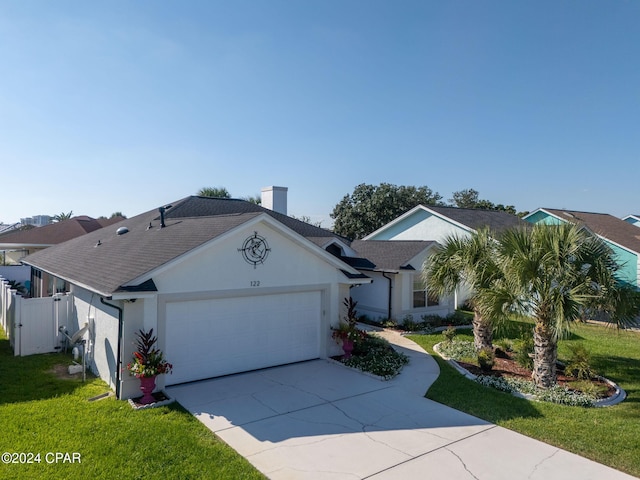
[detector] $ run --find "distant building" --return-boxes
[20,215,52,227]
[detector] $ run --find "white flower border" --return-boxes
[433,342,626,407]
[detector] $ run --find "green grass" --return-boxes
[409,320,640,477]
[0,334,265,480]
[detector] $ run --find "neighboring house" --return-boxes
[22,191,371,399]
[623,215,640,228]
[524,208,640,289]
[362,205,527,310]
[348,240,454,322]
[0,216,123,267]
[0,223,19,235]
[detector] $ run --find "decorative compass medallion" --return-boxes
[238,232,271,268]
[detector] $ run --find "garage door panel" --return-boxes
[165,291,321,385]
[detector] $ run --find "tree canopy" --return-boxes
[241,194,261,205]
[330,184,524,239]
[449,188,517,215]
[330,183,443,239]
[197,187,231,198]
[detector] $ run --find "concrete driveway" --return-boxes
[167,331,635,480]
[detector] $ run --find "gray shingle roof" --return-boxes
[427,206,526,233]
[23,196,349,296]
[0,216,123,246]
[350,240,437,271]
[543,208,640,254]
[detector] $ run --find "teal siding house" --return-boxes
[623,215,640,228]
[524,209,640,289]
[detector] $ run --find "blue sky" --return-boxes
[1,1,638,225]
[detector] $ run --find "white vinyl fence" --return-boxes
[0,278,71,356]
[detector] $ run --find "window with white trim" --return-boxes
[413,275,439,308]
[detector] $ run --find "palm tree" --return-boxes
[53,211,73,222]
[425,228,500,351]
[197,187,231,198]
[479,222,639,388]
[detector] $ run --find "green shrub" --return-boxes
[381,318,398,329]
[565,344,595,380]
[447,310,473,326]
[345,334,409,379]
[421,314,444,327]
[443,325,457,343]
[569,380,608,398]
[514,335,534,370]
[494,339,514,353]
[438,340,476,361]
[402,314,420,331]
[477,348,495,372]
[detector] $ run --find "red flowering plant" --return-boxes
[126,329,173,378]
[331,297,366,343]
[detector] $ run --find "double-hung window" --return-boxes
[413,276,439,308]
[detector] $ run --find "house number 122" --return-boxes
[250,281,260,287]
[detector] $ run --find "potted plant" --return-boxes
[126,329,172,404]
[331,297,366,359]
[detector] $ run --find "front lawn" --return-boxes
[0,332,265,480]
[409,320,640,477]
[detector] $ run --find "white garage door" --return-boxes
[164,291,322,385]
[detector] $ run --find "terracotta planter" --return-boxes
[342,339,354,359]
[139,375,157,404]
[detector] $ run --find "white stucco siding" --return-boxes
[126,219,357,388]
[71,286,121,390]
[399,272,454,319]
[399,250,455,319]
[151,221,348,295]
[350,271,393,321]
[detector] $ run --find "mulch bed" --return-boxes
[457,352,616,399]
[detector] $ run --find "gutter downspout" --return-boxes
[382,272,393,320]
[100,297,124,400]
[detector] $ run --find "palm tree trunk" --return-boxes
[472,310,493,351]
[532,320,557,388]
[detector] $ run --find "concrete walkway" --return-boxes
[167,329,636,479]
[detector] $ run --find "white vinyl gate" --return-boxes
[0,283,71,356]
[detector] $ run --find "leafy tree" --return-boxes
[290,215,323,227]
[241,195,261,205]
[425,228,500,351]
[197,187,231,198]
[449,188,517,215]
[449,189,483,209]
[478,223,640,388]
[110,211,127,219]
[52,211,73,222]
[331,183,443,239]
